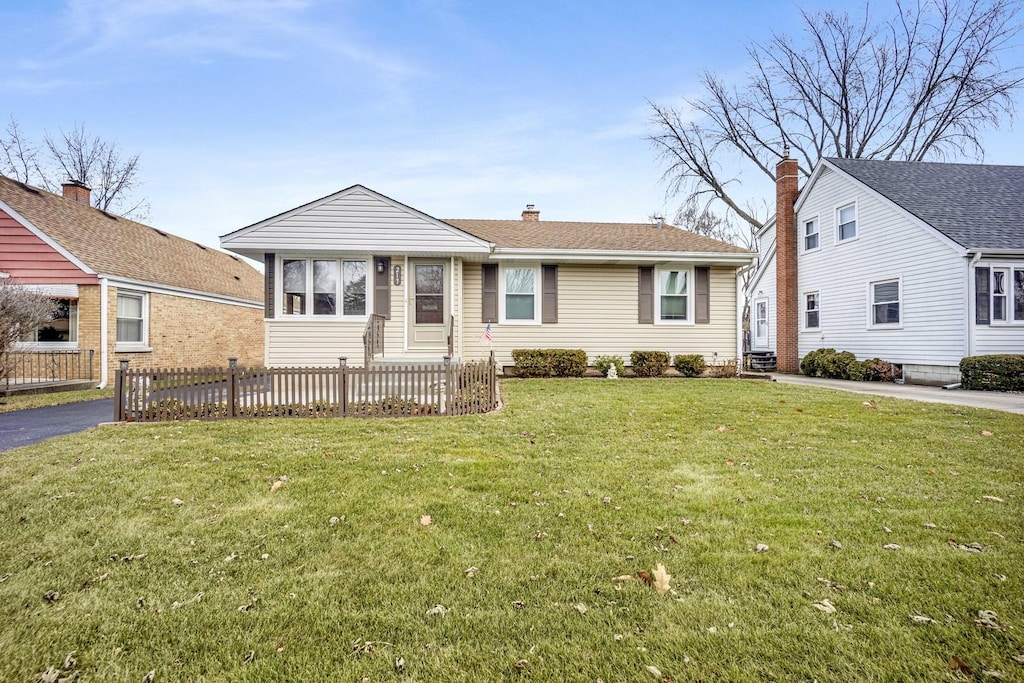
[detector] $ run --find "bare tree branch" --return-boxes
[649,0,1024,230]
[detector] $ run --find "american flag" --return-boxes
[479,322,492,346]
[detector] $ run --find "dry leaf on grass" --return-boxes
[612,575,634,583]
[143,671,155,683]
[982,495,1004,503]
[465,567,478,578]
[574,603,588,615]
[883,544,902,550]
[909,615,935,624]
[949,656,972,676]
[756,543,769,553]
[419,515,432,526]
[425,604,448,617]
[975,610,1005,631]
[171,498,184,506]
[983,670,1006,679]
[652,564,671,595]
[644,665,663,679]
[637,570,653,585]
[980,430,993,436]
[812,599,837,614]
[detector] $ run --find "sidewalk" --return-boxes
[768,373,1024,416]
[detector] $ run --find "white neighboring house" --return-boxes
[746,157,1024,385]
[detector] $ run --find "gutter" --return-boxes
[966,252,982,360]
[99,276,109,388]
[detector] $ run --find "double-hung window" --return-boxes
[658,268,689,322]
[837,203,857,241]
[803,218,819,251]
[805,292,820,329]
[870,279,900,326]
[116,291,147,346]
[991,267,1024,322]
[502,266,538,322]
[281,258,368,317]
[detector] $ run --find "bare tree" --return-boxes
[649,0,1024,230]
[0,279,57,375]
[0,118,148,219]
[0,117,44,184]
[44,125,148,218]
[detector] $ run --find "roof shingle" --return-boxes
[825,158,1024,250]
[445,218,752,254]
[0,175,263,302]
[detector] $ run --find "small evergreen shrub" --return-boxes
[511,349,587,377]
[594,355,625,378]
[799,348,832,377]
[630,350,670,377]
[801,348,900,382]
[857,358,902,383]
[819,350,858,379]
[960,354,1024,391]
[672,354,707,377]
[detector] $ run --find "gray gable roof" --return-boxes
[825,157,1024,251]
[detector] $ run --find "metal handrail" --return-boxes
[447,315,454,358]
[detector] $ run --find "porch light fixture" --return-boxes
[376,259,386,274]
[393,265,402,286]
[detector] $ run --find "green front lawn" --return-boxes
[0,379,1021,681]
[0,387,112,413]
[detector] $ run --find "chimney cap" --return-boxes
[62,179,91,190]
[522,204,540,221]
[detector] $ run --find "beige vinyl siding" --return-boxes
[266,270,407,366]
[462,262,739,367]
[796,167,966,366]
[226,188,489,255]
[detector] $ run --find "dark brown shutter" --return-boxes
[638,266,654,324]
[482,263,498,322]
[975,266,990,325]
[264,252,275,319]
[374,257,391,319]
[695,266,710,324]
[542,265,558,323]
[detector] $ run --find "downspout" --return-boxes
[99,276,109,388]
[967,252,982,360]
[736,261,755,366]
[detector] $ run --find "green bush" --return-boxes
[630,350,670,377]
[960,354,1024,391]
[593,355,625,378]
[511,349,587,378]
[799,348,832,377]
[672,354,707,377]
[801,348,900,382]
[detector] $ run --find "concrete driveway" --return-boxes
[0,399,114,452]
[768,373,1024,415]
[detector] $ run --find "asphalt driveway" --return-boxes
[0,399,114,452]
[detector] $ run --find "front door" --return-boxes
[753,298,768,349]
[408,259,448,350]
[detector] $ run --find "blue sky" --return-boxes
[3,0,1022,249]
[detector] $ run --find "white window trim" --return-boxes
[655,265,695,325]
[867,277,902,330]
[989,265,1024,325]
[801,215,820,253]
[835,201,859,243]
[753,296,769,348]
[15,296,80,350]
[499,263,541,325]
[802,290,820,330]
[277,255,372,320]
[115,290,151,352]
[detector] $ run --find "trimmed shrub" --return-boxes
[511,349,587,378]
[594,355,625,378]
[672,354,707,377]
[630,350,670,377]
[820,350,859,379]
[799,348,832,377]
[960,354,1024,391]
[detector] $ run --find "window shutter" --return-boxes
[975,266,990,325]
[695,266,710,324]
[264,252,276,319]
[638,266,654,324]
[373,257,391,319]
[542,265,558,323]
[482,264,498,322]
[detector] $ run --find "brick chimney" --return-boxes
[775,153,800,373]
[62,181,91,206]
[521,204,539,221]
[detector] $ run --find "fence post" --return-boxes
[443,355,452,415]
[338,357,347,417]
[489,350,496,409]
[227,357,238,419]
[114,359,129,422]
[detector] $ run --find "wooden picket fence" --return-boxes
[113,356,497,422]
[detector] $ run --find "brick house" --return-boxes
[746,156,1024,384]
[0,174,264,386]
